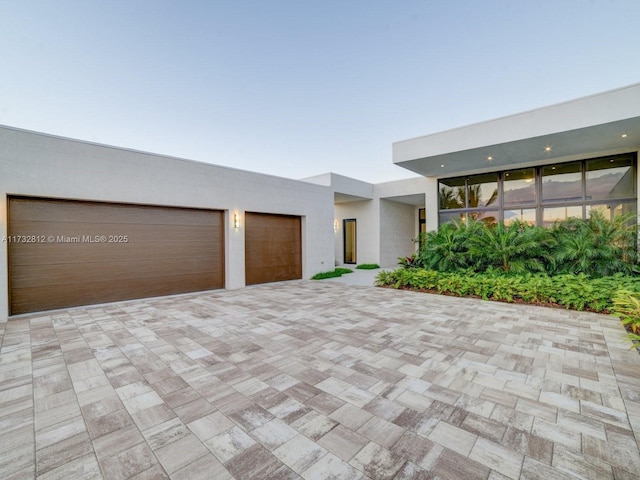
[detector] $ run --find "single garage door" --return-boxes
[245,212,301,285]
[8,197,224,315]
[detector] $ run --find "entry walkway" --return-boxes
[1,281,639,479]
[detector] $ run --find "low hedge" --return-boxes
[312,267,353,280]
[356,263,380,270]
[375,268,640,312]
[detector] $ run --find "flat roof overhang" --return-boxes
[393,83,640,178]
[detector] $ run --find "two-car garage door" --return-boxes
[8,197,225,315]
[7,198,303,315]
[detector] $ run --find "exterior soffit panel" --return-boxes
[395,117,640,178]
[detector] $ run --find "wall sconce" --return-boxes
[334,220,339,232]
[234,213,240,229]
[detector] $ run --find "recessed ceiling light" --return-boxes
[544,146,552,152]
[487,156,493,161]
[440,164,444,168]
[552,166,556,170]
[621,133,628,138]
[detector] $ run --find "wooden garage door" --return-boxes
[8,197,224,315]
[245,213,301,285]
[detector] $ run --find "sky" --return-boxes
[1,1,639,183]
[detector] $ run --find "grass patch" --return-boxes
[312,268,353,280]
[356,263,380,270]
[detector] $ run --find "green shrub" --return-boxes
[356,264,380,270]
[611,290,640,349]
[375,268,640,313]
[312,268,353,280]
[409,214,638,278]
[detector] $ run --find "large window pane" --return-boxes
[542,162,581,202]
[504,209,536,226]
[468,173,499,208]
[468,211,498,224]
[586,156,634,200]
[542,205,583,226]
[439,211,467,225]
[587,202,637,221]
[503,168,536,205]
[439,177,466,209]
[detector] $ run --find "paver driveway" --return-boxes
[1,280,639,479]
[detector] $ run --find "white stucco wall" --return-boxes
[334,200,378,266]
[379,199,415,268]
[0,126,334,321]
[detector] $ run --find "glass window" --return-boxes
[542,162,582,202]
[503,168,536,205]
[439,211,467,225]
[586,156,634,200]
[587,202,637,221]
[439,177,466,209]
[468,211,498,225]
[467,173,499,208]
[542,205,583,226]
[504,209,537,226]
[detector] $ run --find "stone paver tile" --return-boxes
[501,427,553,464]
[531,417,582,452]
[291,410,339,441]
[583,433,640,474]
[349,441,405,480]
[154,432,210,474]
[317,424,369,462]
[36,432,94,477]
[431,447,491,480]
[142,417,190,450]
[461,412,506,443]
[36,453,102,480]
[521,456,581,480]
[316,377,352,396]
[171,453,232,480]
[229,403,275,430]
[427,420,478,456]
[35,415,87,449]
[391,430,440,468]
[395,389,432,413]
[92,424,144,460]
[552,444,613,480]
[173,397,216,424]
[330,403,374,430]
[364,397,408,421]
[205,425,256,463]
[273,434,328,474]
[338,385,377,408]
[225,443,285,479]
[357,415,405,449]
[128,464,170,480]
[131,403,176,431]
[98,442,157,480]
[469,436,524,479]
[301,452,367,480]
[187,411,234,442]
[580,400,632,429]
[251,418,298,449]
[0,442,34,479]
[268,396,311,424]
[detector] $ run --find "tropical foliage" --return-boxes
[406,212,638,278]
[611,290,640,349]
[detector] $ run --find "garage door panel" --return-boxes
[245,212,301,285]
[8,197,224,315]
[10,272,219,315]
[9,240,222,266]
[9,198,218,226]
[9,220,220,244]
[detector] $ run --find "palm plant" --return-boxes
[467,220,555,274]
[417,219,474,272]
[552,211,638,276]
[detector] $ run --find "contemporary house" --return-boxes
[1,83,639,319]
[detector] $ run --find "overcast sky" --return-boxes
[2,1,639,183]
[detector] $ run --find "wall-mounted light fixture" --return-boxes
[234,213,240,229]
[334,220,339,232]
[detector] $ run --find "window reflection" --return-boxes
[542,162,581,202]
[542,206,583,226]
[503,169,535,205]
[468,173,499,208]
[439,177,466,210]
[504,209,536,225]
[586,157,633,200]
